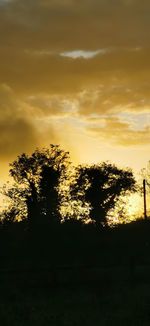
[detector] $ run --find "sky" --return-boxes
[0,0,150,186]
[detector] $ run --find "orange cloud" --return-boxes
[88,117,150,147]
[0,0,149,175]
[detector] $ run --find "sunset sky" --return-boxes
[0,0,150,186]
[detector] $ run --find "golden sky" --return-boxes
[0,0,150,184]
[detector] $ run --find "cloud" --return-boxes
[0,0,150,100]
[88,117,150,147]
[1,46,150,99]
[0,0,148,119]
[1,0,150,53]
[0,0,149,172]
[0,85,61,161]
[60,49,109,59]
[25,94,78,118]
[0,0,12,5]
[0,85,78,163]
[0,85,38,160]
[76,81,150,117]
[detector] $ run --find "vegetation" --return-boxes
[70,163,135,225]
[3,145,70,226]
[0,144,149,325]
[2,144,136,227]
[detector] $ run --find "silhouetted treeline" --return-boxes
[0,143,148,289]
[1,144,136,228]
[0,151,148,325]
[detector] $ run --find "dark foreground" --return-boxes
[1,277,150,325]
[1,219,150,325]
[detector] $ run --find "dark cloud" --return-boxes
[0,85,37,160]
[0,0,150,101]
[1,0,150,51]
[0,117,38,159]
[1,47,150,99]
[0,85,60,161]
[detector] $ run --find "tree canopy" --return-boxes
[2,145,136,227]
[6,145,70,227]
[70,162,136,226]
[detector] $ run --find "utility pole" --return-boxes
[143,179,147,220]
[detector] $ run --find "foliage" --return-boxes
[2,145,138,227]
[70,162,136,225]
[2,183,28,221]
[6,145,70,226]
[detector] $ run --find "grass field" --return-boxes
[1,219,150,325]
[1,268,150,325]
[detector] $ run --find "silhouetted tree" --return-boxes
[7,145,70,228]
[38,162,67,224]
[71,162,136,226]
[0,207,17,226]
[2,184,27,222]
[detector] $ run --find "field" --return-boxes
[0,219,150,325]
[1,274,150,325]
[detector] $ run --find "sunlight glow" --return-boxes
[126,193,143,218]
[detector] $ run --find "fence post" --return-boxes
[143,179,147,220]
